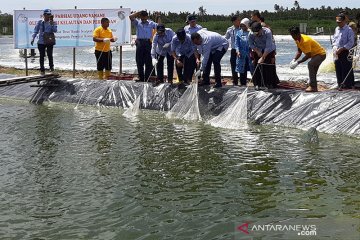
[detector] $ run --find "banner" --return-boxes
[14,8,131,49]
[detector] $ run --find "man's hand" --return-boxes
[289,59,299,69]
[258,57,264,64]
[103,38,111,43]
[163,43,170,48]
[196,58,201,68]
[194,69,201,78]
[111,36,118,42]
[152,58,158,66]
[31,39,34,46]
[236,52,241,58]
[336,47,344,56]
[176,59,183,68]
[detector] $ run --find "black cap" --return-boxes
[250,22,262,32]
[139,10,148,17]
[157,24,165,32]
[336,14,346,23]
[176,28,186,41]
[186,14,197,23]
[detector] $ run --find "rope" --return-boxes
[338,45,359,89]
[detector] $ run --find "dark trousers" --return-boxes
[253,50,279,88]
[203,48,227,85]
[136,39,153,82]
[239,59,250,86]
[335,50,354,88]
[308,54,326,87]
[230,49,239,84]
[38,44,54,72]
[95,50,112,71]
[176,54,196,83]
[156,53,174,82]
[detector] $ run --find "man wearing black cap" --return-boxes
[332,14,355,89]
[31,9,57,75]
[151,24,175,84]
[171,29,197,85]
[129,10,160,82]
[184,15,203,35]
[248,21,279,89]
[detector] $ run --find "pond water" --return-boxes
[0,101,359,239]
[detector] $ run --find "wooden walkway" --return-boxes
[0,74,60,87]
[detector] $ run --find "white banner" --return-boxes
[14,8,131,49]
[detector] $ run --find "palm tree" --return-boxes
[198,6,207,17]
[294,1,300,10]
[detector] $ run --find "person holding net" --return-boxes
[93,18,117,80]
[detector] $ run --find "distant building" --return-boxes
[299,23,307,34]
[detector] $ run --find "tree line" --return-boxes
[1,6,359,36]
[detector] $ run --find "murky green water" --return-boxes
[0,100,359,239]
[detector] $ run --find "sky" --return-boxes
[1,0,359,14]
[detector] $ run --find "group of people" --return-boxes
[31,9,359,91]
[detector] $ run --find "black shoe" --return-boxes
[177,82,186,90]
[233,81,238,86]
[49,68,54,72]
[198,81,210,87]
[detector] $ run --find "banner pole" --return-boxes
[119,45,123,76]
[24,49,28,76]
[118,6,123,76]
[23,7,29,76]
[72,6,77,78]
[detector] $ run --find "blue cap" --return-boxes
[186,15,197,23]
[156,24,165,32]
[43,9,52,15]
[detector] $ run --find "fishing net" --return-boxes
[122,83,149,117]
[206,88,248,129]
[166,80,202,121]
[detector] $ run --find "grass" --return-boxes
[0,66,99,79]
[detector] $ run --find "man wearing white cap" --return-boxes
[31,9,57,75]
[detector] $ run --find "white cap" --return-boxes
[240,18,250,28]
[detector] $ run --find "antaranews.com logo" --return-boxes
[237,222,317,237]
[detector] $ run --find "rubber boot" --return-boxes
[104,70,111,80]
[98,71,104,80]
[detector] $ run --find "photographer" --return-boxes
[31,9,57,75]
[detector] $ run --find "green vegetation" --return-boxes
[1,4,360,36]
[0,12,13,35]
[145,5,360,35]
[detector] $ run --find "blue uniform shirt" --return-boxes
[196,29,229,71]
[131,19,157,39]
[171,34,195,58]
[32,20,57,45]
[184,24,203,35]
[151,28,175,58]
[249,27,276,53]
[224,26,241,49]
[332,25,355,50]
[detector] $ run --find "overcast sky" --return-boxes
[1,0,359,14]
